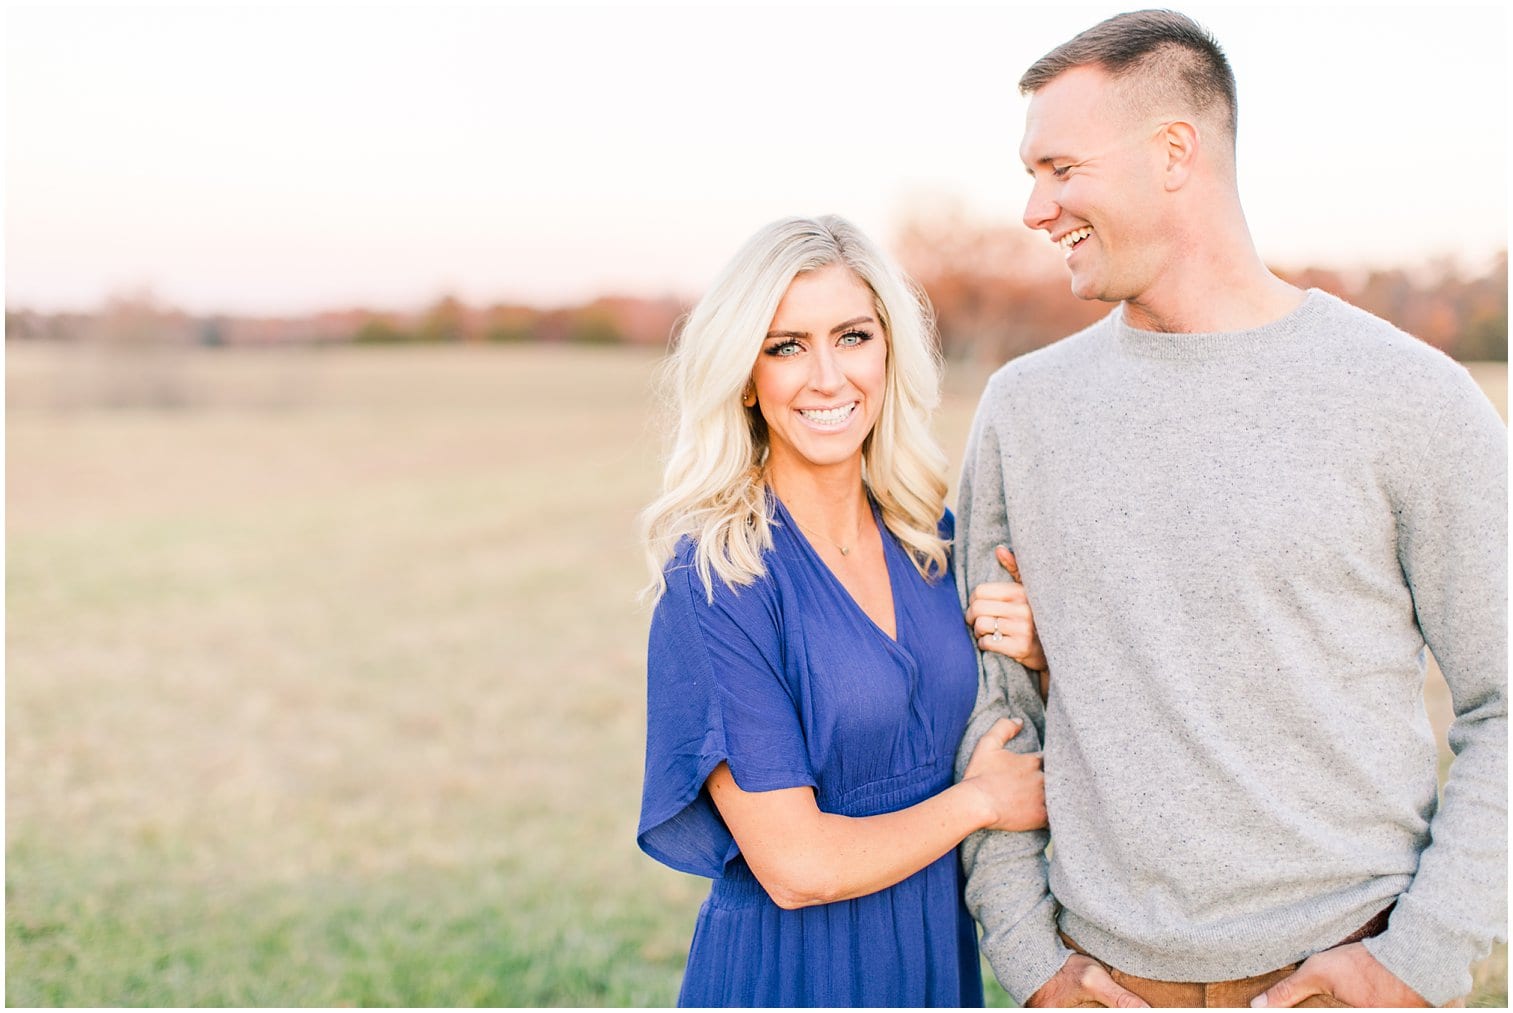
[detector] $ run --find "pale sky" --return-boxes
[5,3,1508,315]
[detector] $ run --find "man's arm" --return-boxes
[1364,374,1509,1005]
[953,378,1070,1003]
[1259,370,1508,1008]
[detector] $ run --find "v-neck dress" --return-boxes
[638,500,985,1007]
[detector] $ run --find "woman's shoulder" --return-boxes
[658,533,787,621]
[650,535,793,682]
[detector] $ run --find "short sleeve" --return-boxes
[636,553,817,878]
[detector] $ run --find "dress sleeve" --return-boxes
[636,557,817,879]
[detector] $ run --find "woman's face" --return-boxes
[750,263,887,483]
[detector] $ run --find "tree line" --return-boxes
[5,215,1506,363]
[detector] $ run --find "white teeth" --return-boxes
[1058,227,1094,251]
[799,403,856,424]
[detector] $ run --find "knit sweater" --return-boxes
[953,290,1507,1006]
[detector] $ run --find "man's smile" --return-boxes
[1057,226,1094,255]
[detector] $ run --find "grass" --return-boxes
[5,343,1507,1006]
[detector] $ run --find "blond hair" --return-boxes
[640,215,949,601]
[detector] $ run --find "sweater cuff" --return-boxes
[987,901,1073,1004]
[1360,894,1477,1006]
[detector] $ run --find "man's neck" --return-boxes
[1121,208,1305,333]
[1122,263,1304,334]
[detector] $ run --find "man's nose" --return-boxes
[1023,181,1058,232]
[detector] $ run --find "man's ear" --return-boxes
[1162,120,1200,191]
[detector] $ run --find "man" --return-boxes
[954,10,1506,1008]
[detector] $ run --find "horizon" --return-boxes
[7,248,1507,323]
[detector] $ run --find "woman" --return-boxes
[636,215,1046,1007]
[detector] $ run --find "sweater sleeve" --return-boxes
[1362,369,1509,1005]
[952,374,1071,1003]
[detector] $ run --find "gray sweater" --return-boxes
[953,290,1507,1006]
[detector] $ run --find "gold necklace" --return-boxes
[788,512,864,556]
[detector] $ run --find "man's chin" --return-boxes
[1067,276,1114,304]
[1071,269,1131,305]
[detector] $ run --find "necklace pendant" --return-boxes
[839,546,850,555]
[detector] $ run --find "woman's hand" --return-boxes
[960,717,1046,832]
[966,545,1047,672]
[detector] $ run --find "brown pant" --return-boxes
[1056,905,1394,1008]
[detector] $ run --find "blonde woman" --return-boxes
[637,215,1046,1007]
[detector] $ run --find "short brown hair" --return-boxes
[1020,9,1237,140]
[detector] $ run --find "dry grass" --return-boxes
[5,343,1506,1005]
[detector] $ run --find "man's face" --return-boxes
[1019,65,1170,305]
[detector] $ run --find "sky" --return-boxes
[5,3,1508,316]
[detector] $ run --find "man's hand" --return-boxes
[1250,942,1430,1007]
[1028,954,1150,1008]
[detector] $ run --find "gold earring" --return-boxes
[742,383,756,408]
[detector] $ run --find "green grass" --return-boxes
[6,344,1506,1005]
[7,842,704,1006]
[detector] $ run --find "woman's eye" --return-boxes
[765,340,801,357]
[838,329,872,347]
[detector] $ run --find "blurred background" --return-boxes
[5,3,1507,1006]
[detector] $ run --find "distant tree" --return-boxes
[485,322,534,343]
[1450,251,1508,362]
[583,295,685,346]
[353,318,411,344]
[6,310,38,340]
[1283,252,1507,362]
[1459,310,1509,362]
[892,203,1106,366]
[483,304,538,343]
[566,308,622,346]
[417,295,468,343]
[85,289,195,408]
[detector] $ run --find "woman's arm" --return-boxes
[707,717,1044,910]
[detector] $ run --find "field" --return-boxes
[5,343,1507,1006]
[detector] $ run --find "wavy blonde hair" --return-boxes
[640,214,950,601]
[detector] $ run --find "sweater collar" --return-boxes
[1113,289,1332,361]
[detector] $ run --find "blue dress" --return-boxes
[637,499,985,1007]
